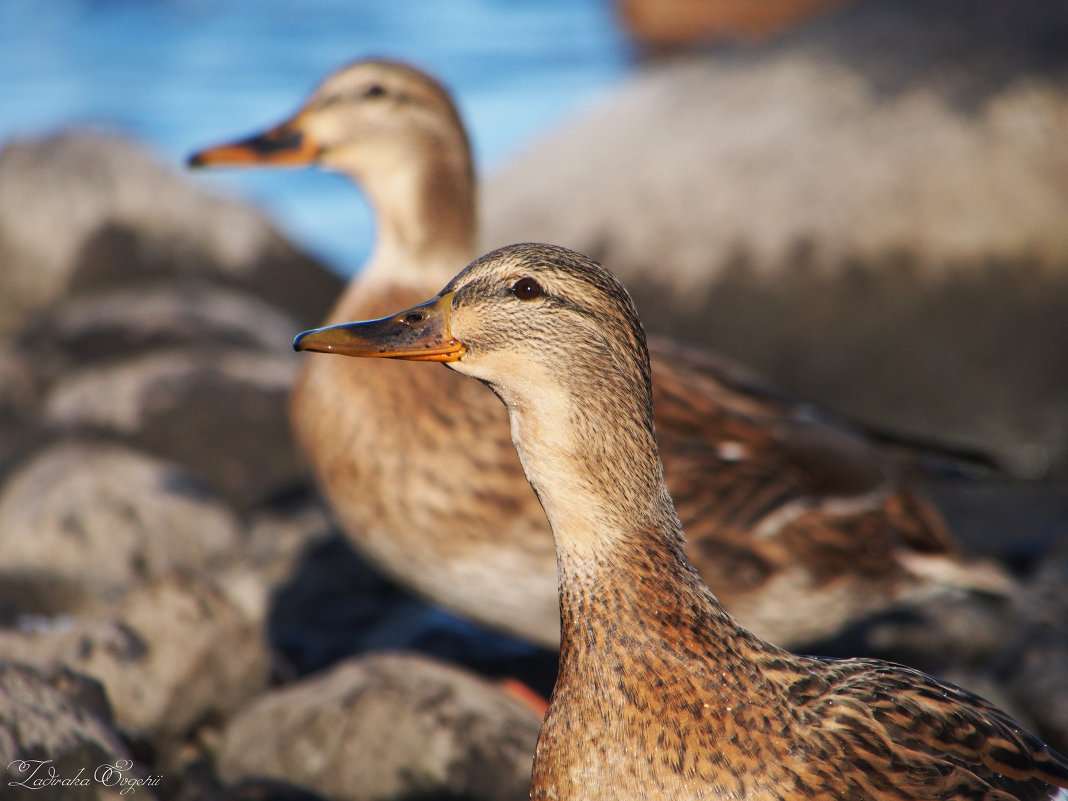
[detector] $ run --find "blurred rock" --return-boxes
[217,779,330,801]
[0,132,342,334]
[0,342,38,419]
[40,348,299,509]
[863,595,1015,668]
[0,661,151,801]
[0,441,241,617]
[0,574,270,742]
[483,0,1068,476]
[21,282,301,370]
[217,653,540,801]
[223,501,338,631]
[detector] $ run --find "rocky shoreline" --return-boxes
[0,134,549,801]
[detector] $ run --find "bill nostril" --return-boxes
[403,312,424,325]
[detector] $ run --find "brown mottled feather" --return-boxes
[537,548,1068,800]
[190,59,1009,650]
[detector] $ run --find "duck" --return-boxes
[188,58,1008,650]
[293,242,1068,801]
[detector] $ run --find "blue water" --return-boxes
[0,0,632,275]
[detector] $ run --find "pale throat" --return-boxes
[466,351,663,562]
[353,150,474,279]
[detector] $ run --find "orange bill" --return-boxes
[187,115,319,167]
[293,293,465,362]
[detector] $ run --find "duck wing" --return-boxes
[781,656,1068,801]
[648,336,1011,645]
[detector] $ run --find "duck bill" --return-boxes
[187,114,319,167]
[293,293,465,363]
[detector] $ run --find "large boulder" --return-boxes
[0,574,270,742]
[20,283,305,509]
[20,282,301,369]
[0,441,241,616]
[217,653,541,801]
[0,342,41,468]
[40,348,299,510]
[0,132,341,334]
[999,548,1068,753]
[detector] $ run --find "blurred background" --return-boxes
[0,0,631,272]
[1,2,1067,799]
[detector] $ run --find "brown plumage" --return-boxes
[294,242,1068,801]
[189,58,1008,649]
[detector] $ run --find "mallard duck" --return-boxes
[293,242,1068,801]
[189,59,1008,650]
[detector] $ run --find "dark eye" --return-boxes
[363,84,386,99]
[512,277,543,300]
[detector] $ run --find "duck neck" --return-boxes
[481,323,764,664]
[517,396,742,659]
[497,347,706,617]
[354,144,476,292]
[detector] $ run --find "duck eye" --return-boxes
[363,84,386,99]
[512,278,543,300]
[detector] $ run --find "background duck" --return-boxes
[293,242,1068,801]
[189,58,1008,650]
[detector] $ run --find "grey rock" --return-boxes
[0,441,241,616]
[0,574,270,741]
[217,653,541,801]
[0,661,153,801]
[40,348,300,509]
[0,132,342,334]
[863,595,1019,671]
[482,0,1068,476]
[228,502,338,629]
[20,282,302,373]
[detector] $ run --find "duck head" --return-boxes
[188,59,475,259]
[295,243,671,541]
[188,58,471,180]
[294,242,651,417]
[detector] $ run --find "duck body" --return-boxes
[538,537,1064,801]
[191,59,1007,650]
[294,243,1068,801]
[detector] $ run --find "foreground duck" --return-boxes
[294,243,1068,801]
[190,59,1007,649]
